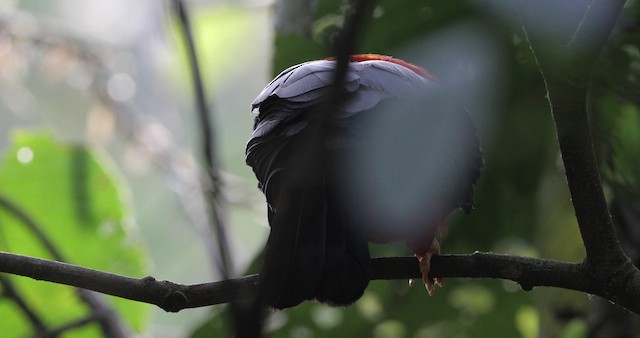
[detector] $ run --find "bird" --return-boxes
[245,54,484,309]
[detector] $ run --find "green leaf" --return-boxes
[0,131,149,337]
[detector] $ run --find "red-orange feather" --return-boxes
[325,53,437,81]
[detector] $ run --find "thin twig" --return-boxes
[171,0,233,280]
[0,196,65,261]
[38,312,103,338]
[320,0,374,129]
[0,276,49,336]
[0,196,131,337]
[170,1,249,335]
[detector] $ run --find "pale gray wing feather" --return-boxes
[250,59,437,137]
[252,60,359,108]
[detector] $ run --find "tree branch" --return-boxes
[44,313,103,338]
[0,196,65,261]
[517,0,629,266]
[171,0,233,279]
[516,0,640,311]
[569,0,627,66]
[4,250,640,313]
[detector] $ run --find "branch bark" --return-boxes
[516,0,640,311]
[4,250,640,313]
[517,0,627,265]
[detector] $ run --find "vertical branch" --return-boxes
[171,1,247,336]
[546,80,621,266]
[171,0,233,279]
[316,0,374,152]
[329,0,374,94]
[569,0,627,69]
[516,0,629,268]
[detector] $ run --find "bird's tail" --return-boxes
[258,169,371,309]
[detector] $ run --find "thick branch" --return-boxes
[570,0,627,65]
[516,0,640,311]
[3,251,640,313]
[517,0,628,267]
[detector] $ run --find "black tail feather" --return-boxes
[260,178,327,309]
[314,193,371,306]
[258,169,371,309]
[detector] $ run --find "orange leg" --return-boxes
[410,238,444,295]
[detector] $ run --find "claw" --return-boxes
[415,238,443,295]
[418,253,435,295]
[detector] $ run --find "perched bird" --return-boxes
[246,54,483,309]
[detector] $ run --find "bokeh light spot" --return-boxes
[17,146,34,164]
[515,306,539,338]
[448,284,496,315]
[310,305,343,330]
[373,320,406,338]
[107,73,135,102]
[356,292,384,321]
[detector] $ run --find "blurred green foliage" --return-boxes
[0,132,149,337]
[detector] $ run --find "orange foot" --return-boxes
[410,239,444,295]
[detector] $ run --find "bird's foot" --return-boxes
[409,239,443,295]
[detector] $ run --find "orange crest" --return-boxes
[326,54,437,81]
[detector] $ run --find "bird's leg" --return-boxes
[408,225,447,295]
[417,238,443,295]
